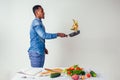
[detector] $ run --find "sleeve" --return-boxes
[34,25,58,39]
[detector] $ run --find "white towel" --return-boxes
[17,68,43,76]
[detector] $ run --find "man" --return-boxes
[28,5,67,67]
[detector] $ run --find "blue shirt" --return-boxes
[28,18,58,55]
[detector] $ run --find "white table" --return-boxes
[11,68,105,80]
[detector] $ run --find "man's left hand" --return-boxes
[45,48,48,54]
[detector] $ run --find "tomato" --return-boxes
[86,73,91,78]
[75,67,83,70]
[69,67,74,70]
[80,68,83,70]
[67,71,71,75]
[75,67,81,70]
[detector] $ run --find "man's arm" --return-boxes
[35,25,58,39]
[35,25,67,39]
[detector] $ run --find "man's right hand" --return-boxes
[57,33,68,37]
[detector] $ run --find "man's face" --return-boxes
[36,7,45,19]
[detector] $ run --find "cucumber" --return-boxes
[90,71,97,77]
[50,73,61,78]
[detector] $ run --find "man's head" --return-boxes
[33,5,45,19]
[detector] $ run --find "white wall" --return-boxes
[0,0,120,80]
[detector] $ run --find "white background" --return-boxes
[0,0,120,80]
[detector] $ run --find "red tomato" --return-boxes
[80,68,83,70]
[69,67,74,70]
[75,67,81,70]
[67,71,71,75]
[86,73,91,78]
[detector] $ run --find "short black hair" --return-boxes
[32,5,42,15]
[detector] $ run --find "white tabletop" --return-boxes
[11,68,105,80]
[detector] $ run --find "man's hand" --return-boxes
[57,33,68,37]
[45,48,48,54]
